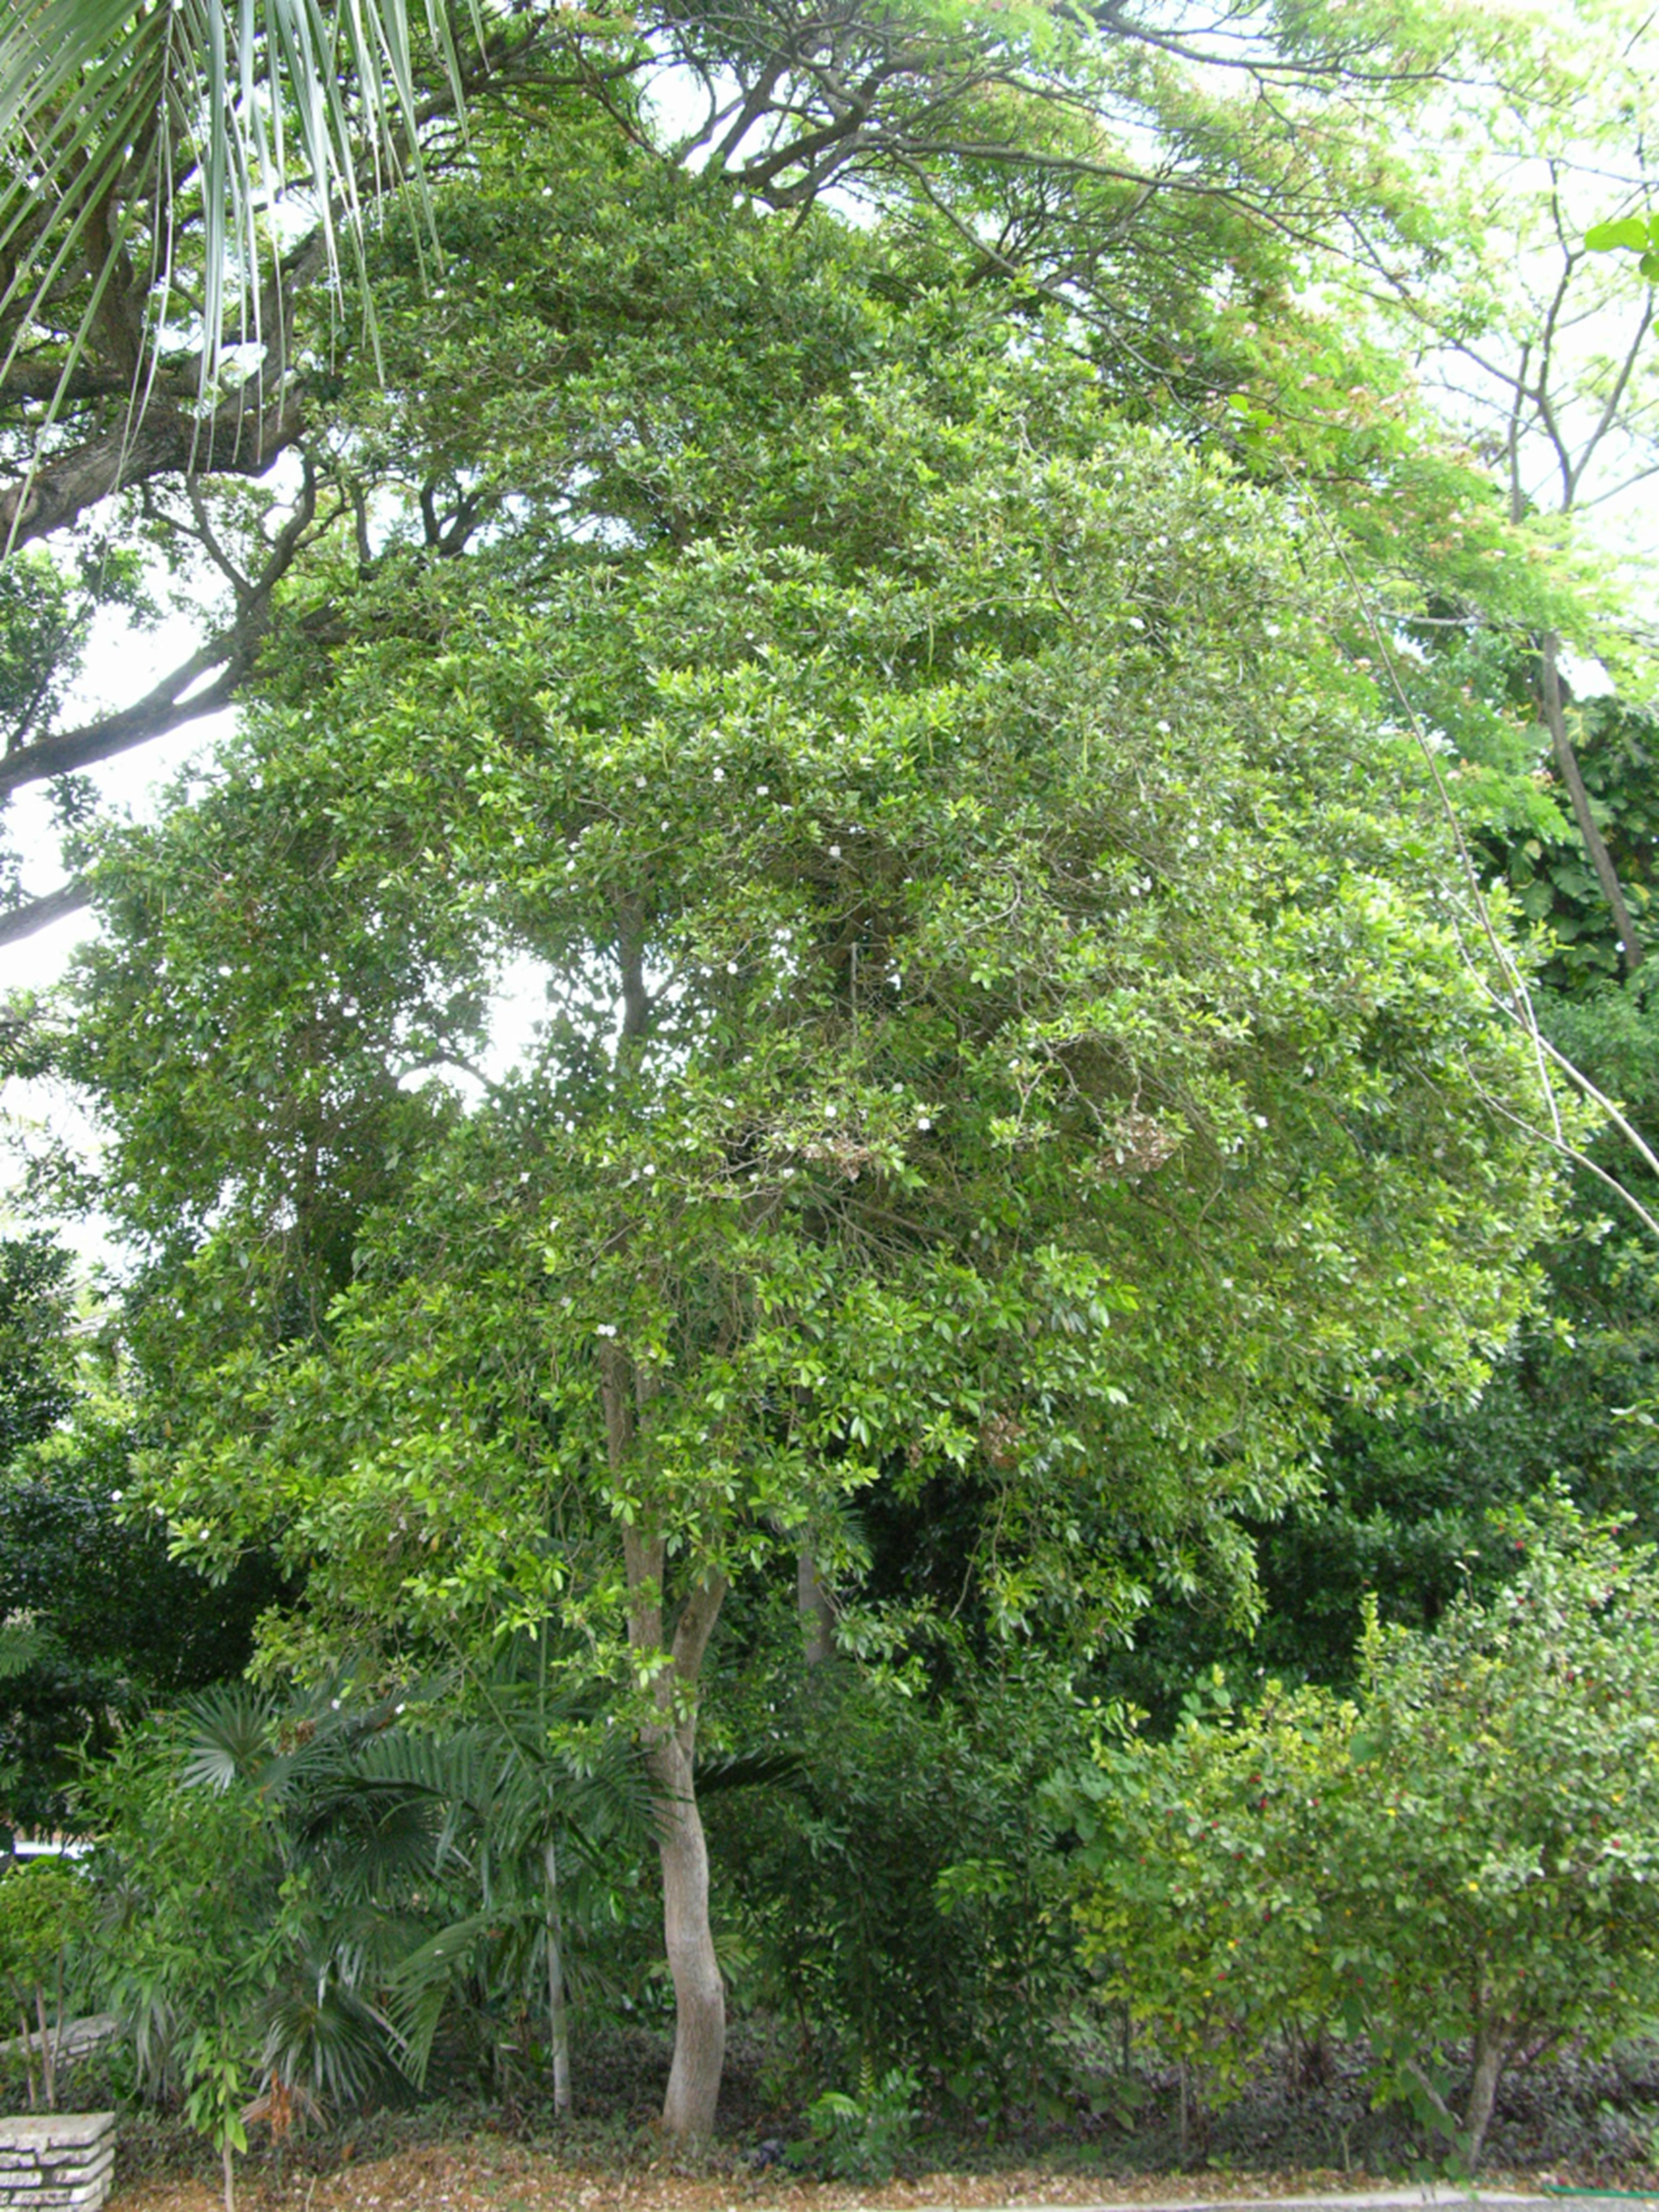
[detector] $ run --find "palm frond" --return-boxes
[258,1953,394,2110]
[0,1621,58,1680]
[180,1682,280,1792]
[0,0,479,445]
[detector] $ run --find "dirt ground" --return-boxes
[105,2142,1570,2212]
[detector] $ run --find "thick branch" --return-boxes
[0,647,241,802]
[2,386,303,551]
[0,363,195,407]
[1,457,319,801]
[670,1571,728,1687]
[0,879,90,949]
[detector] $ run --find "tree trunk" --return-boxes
[1539,633,1644,975]
[543,1839,571,2118]
[601,1339,729,2144]
[34,1983,55,2111]
[649,1728,726,2142]
[15,1996,38,2110]
[221,2139,235,2212]
[1464,2020,1507,2172]
[798,1547,836,1665]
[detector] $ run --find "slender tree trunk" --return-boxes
[15,1994,38,2110]
[798,1547,836,1665]
[1464,2019,1507,2173]
[543,1839,571,2118]
[600,1340,729,2143]
[34,1984,55,2111]
[48,1958,67,2112]
[648,1727,726,2142]
[221,2139,235,2212]
[1539,634,1644,975]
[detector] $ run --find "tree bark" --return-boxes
[1464,2018,1508,2172]
[543,1838,571,2118]
[601,1341,728,2142]
[0,880,89,948]
[648,1722,727,2142]
[798,1546,836,1664]
[1,388,303,551]
[1539,633,1643,975]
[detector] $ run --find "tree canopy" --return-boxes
[4,0,1659,2154]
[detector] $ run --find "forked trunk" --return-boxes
[650,1730,725,2142]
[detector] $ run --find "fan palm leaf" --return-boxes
[0,0,475,432]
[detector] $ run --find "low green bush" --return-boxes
[803,2060,920,2180]
[1055,1496,1659,2171]
[0,1856,92,2110]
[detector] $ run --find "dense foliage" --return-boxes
[1064,1507,1659,2170]
[3,0,1659,2173]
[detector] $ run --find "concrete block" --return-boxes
[0,2116,114,2212]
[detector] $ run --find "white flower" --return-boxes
[828,844,842,859]
[712,766,726,782]
[757,785,769,796]
[595,1323,618,1338]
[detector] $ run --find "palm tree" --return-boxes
[182,1655,653,2122]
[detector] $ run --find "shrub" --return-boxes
[1058,1672,1338,2146]
[1059,1497,1659,2171]
[705,1638,1089,2122]
[803,2061,920,2180]
[0,1856,92,2110]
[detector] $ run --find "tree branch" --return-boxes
[0,879,90,949]
[0,455,321,800]
[1,386,303,552]
[1540,633,1643,975]
[0,646,240,803]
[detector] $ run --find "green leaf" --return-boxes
[1584,216,1652,253]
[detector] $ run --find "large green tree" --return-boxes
[46,135,1575,2134]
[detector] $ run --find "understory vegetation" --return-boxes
[4,0,1659,2188]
